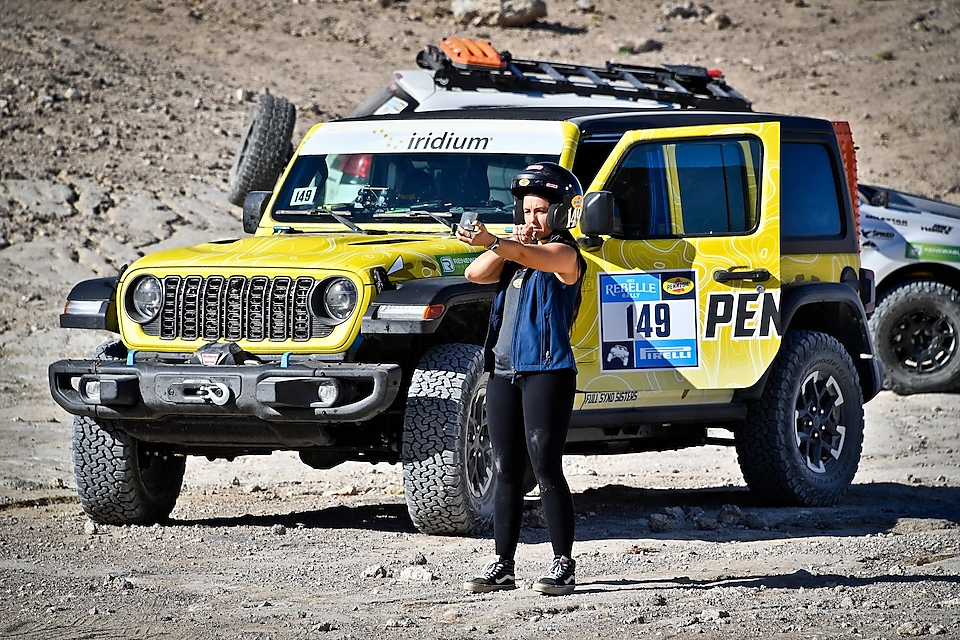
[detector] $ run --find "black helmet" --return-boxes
[510,162,584,230]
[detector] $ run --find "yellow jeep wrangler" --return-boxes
[50,51,880,535]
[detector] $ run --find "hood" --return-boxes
[126,233,482,280]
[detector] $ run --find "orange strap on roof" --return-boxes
[440,37,506,70]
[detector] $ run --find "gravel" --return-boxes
[1,1,959,638]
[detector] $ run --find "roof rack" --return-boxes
[415,38,752,112]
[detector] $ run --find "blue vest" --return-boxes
[483,261,581,375]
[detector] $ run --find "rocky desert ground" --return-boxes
[1,1,959,638]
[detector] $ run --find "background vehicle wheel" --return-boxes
[736,330,864,507]
[72,340,185,525]
[402,343,495,535]
[869,280,960,395]
[226,94,296,206]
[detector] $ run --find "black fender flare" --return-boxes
[362,276,495,335]
[60,276,120,332]
[737,281,882,402]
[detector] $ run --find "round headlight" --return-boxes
[128,276,163,323]
[323,277,357,322]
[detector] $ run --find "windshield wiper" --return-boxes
[323,204,369,234]
[361,199,457,230]
[403,201,512,229]
[273,204,385,235]
[403,202,459,230]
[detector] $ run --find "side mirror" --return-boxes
[242,191,272,234]
[579,191,614,237]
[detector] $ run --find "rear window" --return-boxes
[781,142,843,238]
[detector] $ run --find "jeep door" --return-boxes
[572,122,782,409]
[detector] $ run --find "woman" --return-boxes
[456,162,587,596]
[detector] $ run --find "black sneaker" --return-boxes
[533,556,576,596]
[463,556,516,593]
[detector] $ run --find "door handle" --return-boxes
[713,267,771,283]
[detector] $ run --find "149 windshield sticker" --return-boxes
[599,270,698,370]
[290,186,317,206]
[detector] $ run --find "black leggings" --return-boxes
[486,370,576,561]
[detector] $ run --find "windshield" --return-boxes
[271,152,558,225]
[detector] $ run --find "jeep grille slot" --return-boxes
[143,275,333,342]
[269,277,291,342]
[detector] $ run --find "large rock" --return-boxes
[451,0,547,26]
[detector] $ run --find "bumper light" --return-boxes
[78,375,140,406]
[81,377,101,404]
[257,377,343,408]
[316,380,340,407]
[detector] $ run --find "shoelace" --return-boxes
[482,560,508,579]
[547,557,569,579]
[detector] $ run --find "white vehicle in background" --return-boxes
[860,184,960,394]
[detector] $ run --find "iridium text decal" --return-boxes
[406,132,491,151]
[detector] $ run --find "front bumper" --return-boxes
[48,358,403,427]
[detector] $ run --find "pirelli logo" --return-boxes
[638,345,694,361]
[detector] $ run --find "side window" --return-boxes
[605,137,761,239]
[781,143,843,238]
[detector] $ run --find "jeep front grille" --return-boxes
[142,275,333,342]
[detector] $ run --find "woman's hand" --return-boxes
[513,223,536,245]
[461,222,508,283]
[456,221,496,248]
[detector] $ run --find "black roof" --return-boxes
[572,109,835,138]
[346,106,835,137]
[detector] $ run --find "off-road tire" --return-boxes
[736,330,864,507]
[226,94,296,206]
[869,280,960,395]
[402,343,495,535]
[73,340,186,525]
